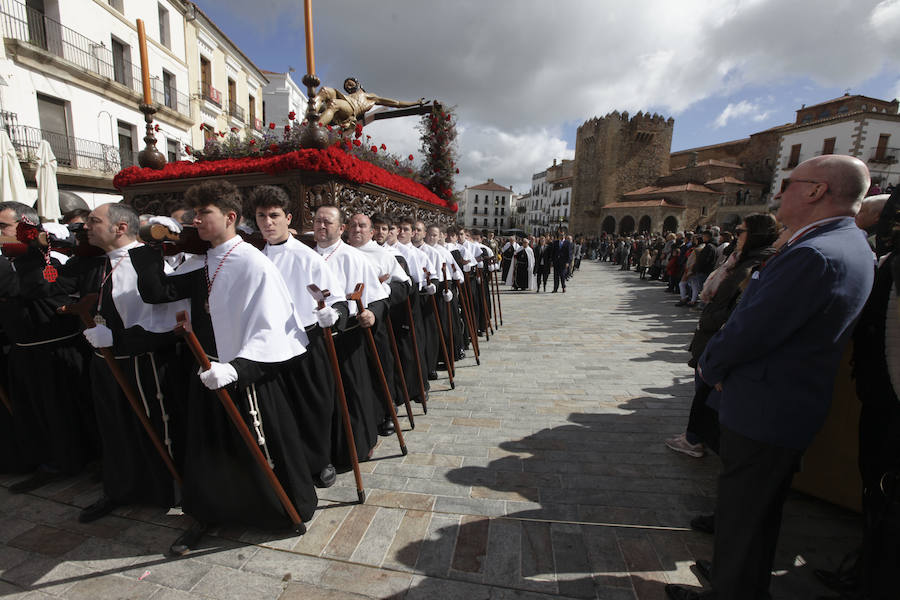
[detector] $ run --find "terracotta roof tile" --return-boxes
[604,199,686,208]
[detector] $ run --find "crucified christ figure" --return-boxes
[312,77,427,131]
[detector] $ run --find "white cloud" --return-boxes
[713,101,772,128]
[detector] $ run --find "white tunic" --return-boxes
[107,241,190,334]
[316,239,388,310]
[185,236,306,363]
[392,241,428,289]
[264,236,346,328]
[354,240,410,289]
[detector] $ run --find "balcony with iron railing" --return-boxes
[0,0,191,119]
[869,147,898,165]
[227,101,245,123]
[199,82,222,107]
[0,113,124,174]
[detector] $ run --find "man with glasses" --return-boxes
[666,155,876,600]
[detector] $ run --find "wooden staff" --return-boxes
[440,263,455,378]
[424,269,455,390]
[493,267,504,326]
[59,294,181,486]
[0,381,12,415]
[460,269,482,358]
[384,314,415,429]
[174,311,305,530]
[348,284,407,455]
[452,266,480,366]
[307,285,366,504]
[490,258,501,329]
[404,296,428,415]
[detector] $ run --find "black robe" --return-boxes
[129,245,318,527]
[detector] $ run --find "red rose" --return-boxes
[185,146,192,154]
[284,125,291,133]
[408,154,414,161]
[371,145,378,152]
[249,139,256,145]
[455,168,459,174]
[231,127,238,133]
[380,143,386,150]
[269,122,276,129]
[327,125,333,131]
[288,111,296,120]
[154,124,160,132]
[394,160,399,166]
[353,139,362,147]
[218,131,225,138]
[445,114,451,121]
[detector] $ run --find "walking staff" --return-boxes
[441,263,455,378]
[348,284,408,455]
[452,265,480,366]
[174,311,305,531]
[424,268,455,389]
[307,284,366,503]
[60,293,182,486]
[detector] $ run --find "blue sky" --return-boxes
[196,0,900,193]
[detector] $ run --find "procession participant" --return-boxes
[509,238,536,291]
[313,205,393,456]
[252,185,347,488]
[346,212,411,431]
[425,224,465,358]
[500,236,515,282]
[467,229,496,331]
[69,202,188,523]
[388,216,432,399]
[0,202,96,491]
[402,217,440,377]
[129,181,317,553]
[415,219,453,371]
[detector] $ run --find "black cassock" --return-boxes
[500,245,514,281]
[513,250,529,290]
[390,255,427,403]
[130,245,318,528]
[0,251,98,476]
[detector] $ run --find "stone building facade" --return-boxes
[570,111,674,233]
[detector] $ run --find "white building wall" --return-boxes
[262,72,307,128]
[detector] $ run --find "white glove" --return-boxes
[148,216,182,234]
[83,323,113,348]
[41,222,70,240]
[316,306,340,328]
[199,361,238,390]
[442,288,453,303]
[424,283,436,295]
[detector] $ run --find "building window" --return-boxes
[875,133,890,161]
[495,196,499,205]
[494,207,498,216]
[787,144,801,168]
[474,194,478,203]
[701,206,708,216]
[37,94,72,166]
[166,139,179,162]
[108,0,123,12]
[162,70,176,110]
[111,37,132,88]
[483,218,488,226]
[822,138,835,155]
[158,4,170,49]
[118,120,135,168]
[248,94,256,126]
[494,218,498,227]
[501,207,505,215]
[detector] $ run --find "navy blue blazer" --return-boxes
[699,217,874,450]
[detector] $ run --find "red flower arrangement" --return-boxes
[113,146,456,210]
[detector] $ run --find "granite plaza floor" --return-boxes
[0,261,860,599]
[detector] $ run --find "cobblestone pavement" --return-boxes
[0,261,860,599]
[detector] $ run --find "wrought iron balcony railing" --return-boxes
[227,101,245,122]
[0,0,190,118]
[0,113,123,173]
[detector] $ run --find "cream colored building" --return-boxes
[183,2,267,152]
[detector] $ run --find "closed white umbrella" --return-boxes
[36,139,61,221]
[0,130,28,206]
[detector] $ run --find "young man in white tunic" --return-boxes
[426,224,465,360]
[129,181,317,555]
[252,185,348,488]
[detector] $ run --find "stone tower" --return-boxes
[570,111,674,233]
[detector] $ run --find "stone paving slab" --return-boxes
[0,262,860,599]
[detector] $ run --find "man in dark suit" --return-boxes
[666,155,876,600]
[550,229,571,293]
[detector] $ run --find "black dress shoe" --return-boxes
[694,559,712,583]
[9,469,62,494]
[377,418,395,437]
[314,464,336,488]
[456,350,466,361]
[427,371,438,381]
[664,584,710,599]
[78,495,116,523]
[690,513,715,534]
[169,521,208,556]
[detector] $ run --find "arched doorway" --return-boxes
[662,215,678,233]
[601,215,616,234]
[638,215,651,233]
[619,215,635,235]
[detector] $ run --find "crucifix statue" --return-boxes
[312,78,429,131]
